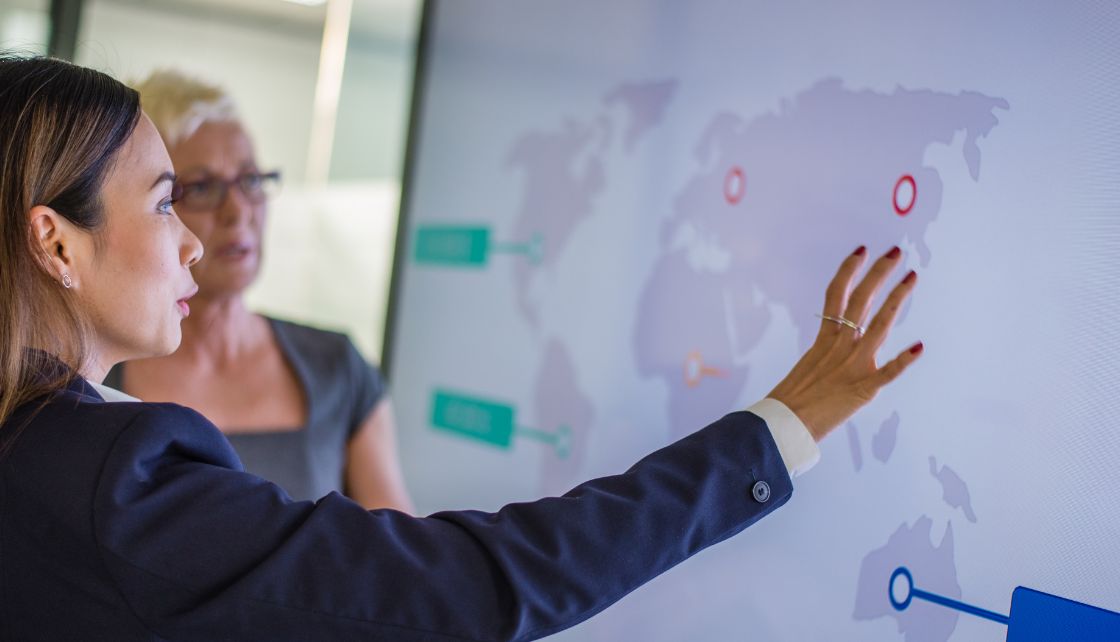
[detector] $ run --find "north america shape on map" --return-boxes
[508,79,678,493]
[507,79,678,329]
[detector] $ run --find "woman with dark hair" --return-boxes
[0,55,922,640]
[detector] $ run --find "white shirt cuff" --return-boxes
[745,398,821,478]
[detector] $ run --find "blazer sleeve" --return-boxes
[92,403,793,642]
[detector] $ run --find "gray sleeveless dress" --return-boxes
[104,317,385,502]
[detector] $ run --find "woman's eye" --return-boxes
[158,198,175,215]
[240,174,263,193]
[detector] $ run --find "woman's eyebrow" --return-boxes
[150,171,176,190]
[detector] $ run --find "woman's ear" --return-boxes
[28,205,79,287]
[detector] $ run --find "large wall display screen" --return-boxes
[386,3,1120,640]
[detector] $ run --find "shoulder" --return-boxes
[264,317,385,426]
[34,393,245,473]
[7,387,220,448]
[99,401,242,470]
[266,316,377,377]
[2,391,244,505]
[268,317,352,360]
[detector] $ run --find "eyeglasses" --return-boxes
[173,170,282,212]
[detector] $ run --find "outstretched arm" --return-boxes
[95,405,790,642]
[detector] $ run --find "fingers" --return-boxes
[820,246,867,334]
[844,246,903,327]
[860,268,918,355]
[868,341,924,389]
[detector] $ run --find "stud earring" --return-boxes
[61,273,72,289]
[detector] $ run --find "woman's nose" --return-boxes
[218,184,255,226]
[181,221,204,268]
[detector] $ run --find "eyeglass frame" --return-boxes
[172,170,282,213]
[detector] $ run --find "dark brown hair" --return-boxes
[0,54,141,433]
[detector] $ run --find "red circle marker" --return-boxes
[724,166,746,205]
[893,174,917,216]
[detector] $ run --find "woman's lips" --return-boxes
[177,286,198,317]
[215,241,255,261]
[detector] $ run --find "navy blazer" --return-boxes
[0,378,792,641]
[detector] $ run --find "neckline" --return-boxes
[224,316,313,436]
[249,315,311,432]
[117,315,314,435]
[89,380,139,402]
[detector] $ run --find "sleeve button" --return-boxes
[752,480,771,503]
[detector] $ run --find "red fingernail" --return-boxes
[909,342,924,355]
[853,245,867,256]
[886,246,901,259]
[903,270,917,284]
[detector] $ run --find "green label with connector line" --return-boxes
[414,225,544,267]
[430,390,514,448]
[414,226,490,267]
[429,389,571,457]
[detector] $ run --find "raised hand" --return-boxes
[766,245,923,442]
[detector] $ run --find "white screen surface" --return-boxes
[386,2,1120,640]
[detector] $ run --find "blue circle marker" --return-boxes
[887,566,1120,638]
[889,566,914,611]
[888,566,1010,625]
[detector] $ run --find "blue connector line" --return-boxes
[889,567,1009,624]
[889,566,1120,642]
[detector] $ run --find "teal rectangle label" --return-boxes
[430,390,514,448]
[414,226,490,266]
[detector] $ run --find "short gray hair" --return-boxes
[132,69,240,148]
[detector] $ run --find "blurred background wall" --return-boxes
[1,0,421,361]
[1,0,49,55]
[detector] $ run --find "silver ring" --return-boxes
[816,313,865,335]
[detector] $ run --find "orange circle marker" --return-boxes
[684,351,727,387]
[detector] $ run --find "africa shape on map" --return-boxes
[504,77,1007,640]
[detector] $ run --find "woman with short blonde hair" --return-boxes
[103,69,414,511]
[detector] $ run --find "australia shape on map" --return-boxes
[854,517,961,642]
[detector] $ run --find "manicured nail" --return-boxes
[886,246,901,259]
[853,245,867,256]
[909,342,924,355]
[903,270,917,284]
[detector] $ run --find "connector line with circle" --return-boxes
[890,567,1009,625]
[413,226,544,267]
[514,425,572,459]
[890,564,1120,641]
[490,233,544,264]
